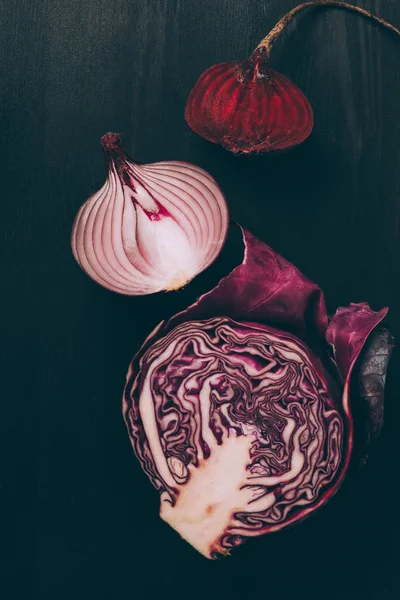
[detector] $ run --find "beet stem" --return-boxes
[257,1,400,58]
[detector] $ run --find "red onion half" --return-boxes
[123,228,391,558]
[71,133,229,295]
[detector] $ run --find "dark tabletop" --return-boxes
[2,1,400,599]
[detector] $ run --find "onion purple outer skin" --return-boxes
[123,227,390,559]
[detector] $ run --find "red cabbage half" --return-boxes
[123,228,391,559]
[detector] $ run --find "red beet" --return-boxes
[185,1,400,155]
[185,46,313,154]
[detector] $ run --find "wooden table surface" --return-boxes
[2,1,400,598]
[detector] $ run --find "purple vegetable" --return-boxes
[123,228,390,558]
[354,327,394,468]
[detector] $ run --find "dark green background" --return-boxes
[2,0,400,598]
